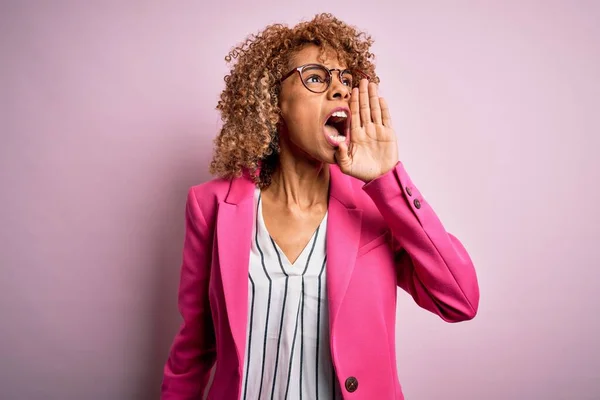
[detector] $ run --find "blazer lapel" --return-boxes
[326,166,363,336]
[216,172,255,368]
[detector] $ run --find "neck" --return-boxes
[264,146,330,210]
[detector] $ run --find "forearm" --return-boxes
[363,161,480,321]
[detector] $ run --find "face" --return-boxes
[278,44,352,165]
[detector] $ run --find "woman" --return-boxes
[162,13,479,400]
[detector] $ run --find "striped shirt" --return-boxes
[239,187,341,400]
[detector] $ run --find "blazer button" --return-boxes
[345,376,358,392]
[406,186,412,196]
[414,199,421,209]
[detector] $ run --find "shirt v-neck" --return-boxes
[257,190,328,273]
[242,189,338,400]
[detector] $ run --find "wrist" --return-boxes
[362,160,399,183]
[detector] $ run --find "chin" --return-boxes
[286,138,338,166]
[306,153,336,166]
[325,152,338,165]
[317,148,338,165]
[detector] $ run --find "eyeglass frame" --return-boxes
[280,63,370,93]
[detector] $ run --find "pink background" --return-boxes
[1,1,599,399]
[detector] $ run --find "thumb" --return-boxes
[334,142,352,172]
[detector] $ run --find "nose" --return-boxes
[328,72,351,100]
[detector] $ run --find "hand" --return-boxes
[334,79,399,182]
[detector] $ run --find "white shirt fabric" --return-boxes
[239,187,341,400]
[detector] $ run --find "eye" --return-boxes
[305,74,325,84]
[340,71,353,87]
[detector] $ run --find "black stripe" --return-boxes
[331,362,336,399]
[298,281,305,400]
[270,238,290,399]
[283,293,303,399]
[302,225,320,275]
[242,273,256,400]
[271,236,289,277]
[299,225,320,399]
[315,256,327,399]
[256,193,273,400]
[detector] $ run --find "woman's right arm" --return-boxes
[161,188,216,399]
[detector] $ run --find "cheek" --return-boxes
[282,98,320,133]
[286,111,318,147]
[278,89,325,151]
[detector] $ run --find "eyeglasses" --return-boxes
[280,63,370,93]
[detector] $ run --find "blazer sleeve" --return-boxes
[362,161,480,322]
[161,188,217,399]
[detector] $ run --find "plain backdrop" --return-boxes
[1,1,599,399]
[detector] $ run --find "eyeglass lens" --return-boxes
[300,65,354,93]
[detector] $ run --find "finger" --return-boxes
[379,97,393,129]
[350,87,360,130]
[334,141,352,171]
[358,78,371,126]
[369,82,382,125]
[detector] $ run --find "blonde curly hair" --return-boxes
[209,13,379,188]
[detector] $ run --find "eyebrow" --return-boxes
[291,62,348,70]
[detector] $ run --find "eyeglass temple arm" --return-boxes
[280,67,303,83]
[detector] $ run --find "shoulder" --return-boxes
[329,164,380,212]
[185,175,234,223]
[329,166,392,244]
[349,179,383,215]
[189,175,232,201]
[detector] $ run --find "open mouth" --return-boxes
[323,108,350,146]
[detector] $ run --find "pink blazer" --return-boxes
[161,161,479,400]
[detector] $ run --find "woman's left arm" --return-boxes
[336,79,479,322]
[362,161,480,322]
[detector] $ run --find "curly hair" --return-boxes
[209,13,379,188]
